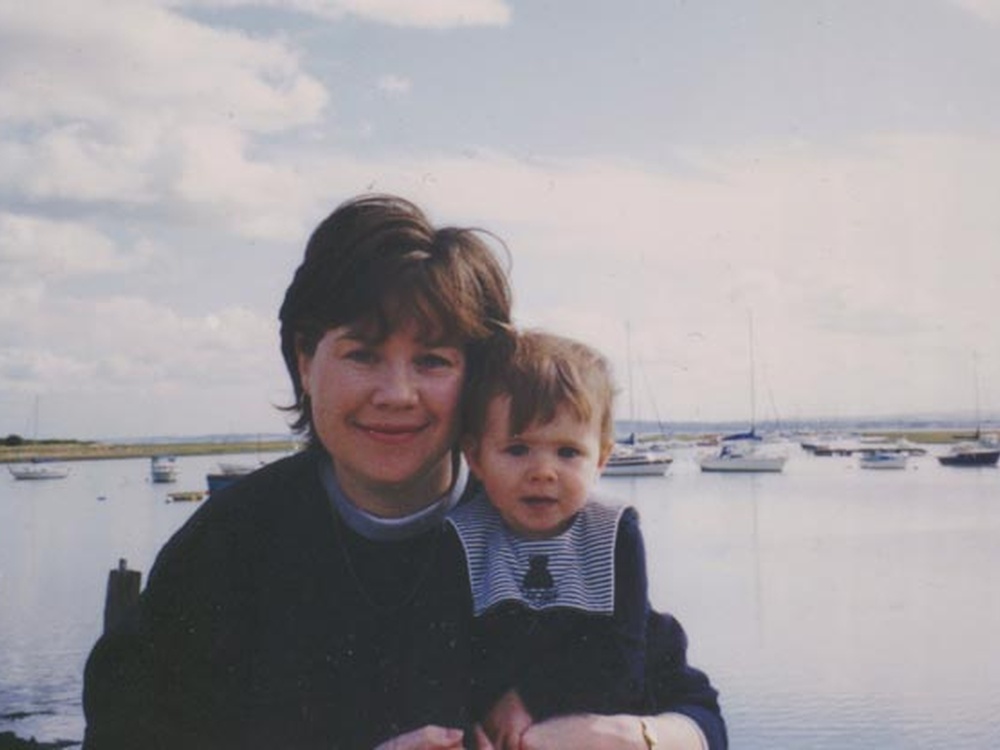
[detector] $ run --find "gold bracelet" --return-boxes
[639,718,658,749]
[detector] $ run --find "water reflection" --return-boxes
[2,446,1000,748]
[599,446,1000,749]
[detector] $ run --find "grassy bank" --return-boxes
[858,429,978,444]
[0,438,301,464]
[0,732,75,750]
[0,428,969,465]
[663,429,967,445]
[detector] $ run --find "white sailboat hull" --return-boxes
[700,314,787,474]
[151,456,178,483]
[602,456,673,476]
[699,454,786,473]
[9,464,70,480]
[859,453,907,470]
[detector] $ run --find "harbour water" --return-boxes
[2,443,999,748]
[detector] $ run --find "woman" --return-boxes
[82,194,726,750]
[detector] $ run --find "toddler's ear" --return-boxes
[461,436,482,477]
[597,443,613,472]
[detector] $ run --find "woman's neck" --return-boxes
[343,459,453,518]
[320,454,468,541]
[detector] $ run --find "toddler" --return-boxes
[448,330,652,747]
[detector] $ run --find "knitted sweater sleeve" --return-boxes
[518,507,649,718]
[643,609,729,750]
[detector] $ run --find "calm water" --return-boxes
[2,445,999,748]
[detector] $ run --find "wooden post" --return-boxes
[103,558,141,634]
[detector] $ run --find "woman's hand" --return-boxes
[374,724,496,750]
[520,712,706,750]
[482,689,533,750]
[374,725,466,750]
[520,714,642,750]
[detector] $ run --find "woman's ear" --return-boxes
[295,335,312,395]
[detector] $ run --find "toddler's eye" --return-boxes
[557,446,581,459]
[504,443,529,457]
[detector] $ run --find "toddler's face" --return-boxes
[465,395,609,538]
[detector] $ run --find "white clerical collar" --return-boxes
[320,454,469,541]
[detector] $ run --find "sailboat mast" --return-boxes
[626,321,635,433]
[748,312,757,434]
[973,351,981,441]
[31,394,41,441]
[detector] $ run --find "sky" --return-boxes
[3,0,1000,439]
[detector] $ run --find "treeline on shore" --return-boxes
[2,430,976,466]
[0,731,74,750]
[0,438,301,464]
[644,429,976,445]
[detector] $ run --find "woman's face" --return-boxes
[297,320,466,517]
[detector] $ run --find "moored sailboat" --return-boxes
[699,438,787,473]
[8,397,70,480]
[602,443,673,477]
[937,438,1000,467]
[151,455,178,483]
[8,462,71,480]
[938,354,999,467]
[603,323,674,477]
[858,450,908,470]
[698,314,787,473]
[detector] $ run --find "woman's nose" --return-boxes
[371,363,418,406]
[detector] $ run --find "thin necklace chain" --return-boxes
[332,514,443,614]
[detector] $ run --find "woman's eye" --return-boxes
[504,444,529,457]
[345,349,377,364]
[416,353,454,369]
[557,446,582,459]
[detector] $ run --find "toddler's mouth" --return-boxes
[520,495,558,507]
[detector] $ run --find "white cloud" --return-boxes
[0,347,94,391]
[946,0,1000,24]
[167,123,317,240]
[377,74,412,96]
[0,213,141,281]
[0,0,997,434]
[0,0,327,239]
[0,293,281,393]
[8,128,997,427]
[300,134,1000,420]
[1,123,156,204]
[165,0,512,28]
[337,0,511,28]
[0,1,327,133]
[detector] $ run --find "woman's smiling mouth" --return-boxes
[357,421,428,443]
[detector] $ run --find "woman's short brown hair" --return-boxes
[279,194,513,441]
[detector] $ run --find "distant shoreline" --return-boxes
[0,438,301,464]
[0,427,977,466]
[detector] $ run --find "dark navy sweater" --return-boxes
[82,449,727,750]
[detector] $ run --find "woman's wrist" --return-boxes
[638,717,658,749]
[520,711,707,750]
[640,713,709,750]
